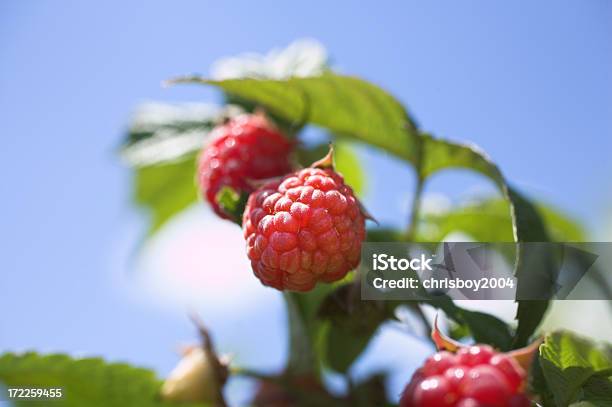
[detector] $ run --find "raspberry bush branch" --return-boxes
[170,73,561,347]
[109,47,612,405]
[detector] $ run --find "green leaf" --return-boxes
[578,373,612,407]
[418,199,515,242]
[295,141,366,196]
[539,331,612,406]
[508,188,554,348]
[419,198,587,243]
[168,74,420,165]
[536,204,586,242]
[134,155,199,235]
[0,352,208,407]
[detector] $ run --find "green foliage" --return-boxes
[334,142,366,197]
[106,60,610,406]
[419,198,586,243]
[0,352,208,407]
[134,155,199,235]
[295,141,366,196]
[537,331,612,406]
[168,74,421,164]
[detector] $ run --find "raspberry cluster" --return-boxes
[197,114,293,219]
[242,167,366,291]
[400,345,530,407]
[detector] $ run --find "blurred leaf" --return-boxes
[536,204,587,242]
[335,142,366,197]
[121,103,242,167]
[419,198,587,243]
[539,331,612,406]
[296,141,366,196]
[134,155,198,235]
[419,199,514,242]
[0,352,208,407]
[365,228,406,242]
[577,373,612,407]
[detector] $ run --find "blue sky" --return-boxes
[1,0,611,404]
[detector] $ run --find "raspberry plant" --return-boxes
[0,43,610,407]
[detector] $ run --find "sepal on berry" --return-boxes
[215,186,250,225]
[432,314,463,352]
[310,143,335,170]
[431,315,540,372]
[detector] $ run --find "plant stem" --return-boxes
[283,292,317,375]
[406,174,425,241]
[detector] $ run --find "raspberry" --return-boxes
[197,113,293,219]
[400,345,529,407]
[242,166,366,291]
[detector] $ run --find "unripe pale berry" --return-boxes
[160,347,220,403]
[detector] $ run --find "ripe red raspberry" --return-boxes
[400,345,530,407]
[197,114,293,219]
[242,166,366,291]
